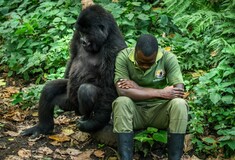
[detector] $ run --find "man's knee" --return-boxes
[170,98,188,116]
[112,96,135,113]
[112,96,133,108]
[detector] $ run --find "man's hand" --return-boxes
[161,86,184,99]
[117,79,141,89]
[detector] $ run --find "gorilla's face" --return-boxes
[76,21,109,53]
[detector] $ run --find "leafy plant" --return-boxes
[0,0,79,83]
[11,84,43,110]
[189,45,235,158]
[134,127,167,157]
[102,0,177,46]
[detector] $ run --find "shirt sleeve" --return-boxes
[165,53,184,85]
[114,49,130,84]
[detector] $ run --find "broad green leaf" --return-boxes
[228,130,235,136]
[66,17,76,24]
[146,127,158,134]
[17,39,27,49]
[209,93,221,104]
[219,140,235,150]
[221,82,235,88]
[218,135,231,141]
[53,17,61,23]
[134,136,152,143]
[131,2,141,6]
[137,13,150,21]
[202,137,217,144]
[221,95,233,104]
[153,131,167,143]
[125,13,134,20]
[160,15,168,26]
[142,5,151,11]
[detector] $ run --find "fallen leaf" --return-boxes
[210,51,217,57]
[8,138,15,141]
[4,110,26,122]
[49,133,70,142]
[66,148,82,156]
[54,115,71,125]
[18,148,31,158]
[107,157,118,160]
[72,131,90,142]
[71,149,94,160]
[0,142,6,149]
[4,155,23,160]
[183,92,190,99]
[27,141,35,146]
[184,134,193,153]
[164,46,171,52]
[4,131,19,137]
[62,128,74,136]
[94,150,105,158]
[38,147,53,155]
[55,148,67,155]
[168,33,175,38]
[3,122,18,132]
[53,153,67,159]
[0,79,6,86]
[50,140,62,146]
[190,155,200,160]
[28,134,45,142]
[32,111,38,117]
[191,70,205,78]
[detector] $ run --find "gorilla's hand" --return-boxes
[20,124,53,138]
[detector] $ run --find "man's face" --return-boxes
[135,49,157,71]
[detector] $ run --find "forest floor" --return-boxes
[0,73,205,160]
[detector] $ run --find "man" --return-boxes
[112,34,188,160]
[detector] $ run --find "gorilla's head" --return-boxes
[75,5,113,53]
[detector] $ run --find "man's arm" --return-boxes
[116,79,184,101]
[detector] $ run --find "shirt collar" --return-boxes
[129,48,163,65]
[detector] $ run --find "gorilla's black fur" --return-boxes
[21,5,127,137]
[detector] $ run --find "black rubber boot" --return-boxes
[167,133,185,160]
[117,132,134,160]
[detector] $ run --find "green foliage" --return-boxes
[0,0,79,83]
[11,84,43,110]
[134,127,167,157]
[101,0,177,46]
[162,0,235,158]
[190,48,235,157]
[163,0,235,71]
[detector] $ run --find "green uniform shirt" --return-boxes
[114,48,184,102]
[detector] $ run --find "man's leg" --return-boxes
[112,96,145,160]
[150,98,188,160]
[166,98,188,160]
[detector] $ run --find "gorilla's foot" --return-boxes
[20,124,53,138]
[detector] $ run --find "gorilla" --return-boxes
[21,4,127,137]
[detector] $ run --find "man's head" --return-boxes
[135,34,158,71]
